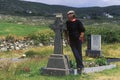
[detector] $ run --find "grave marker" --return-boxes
[41,14,71,76]
[86,35,102,57]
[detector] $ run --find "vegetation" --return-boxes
[0,9,119,79]
[0,21,49,37]
[95,57,108,66]
[25,46,53,57]
[0,44,120,80]
[0,17,120,44]
[85,21,120,43]
[29,30,54,45]
[0,0,120,18]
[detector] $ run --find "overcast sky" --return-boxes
[23,0,120,7]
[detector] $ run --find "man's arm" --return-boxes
[78,20,85,42]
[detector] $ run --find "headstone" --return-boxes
[86,35,102,58]
[41,14,71,76]
[91,35,101,51]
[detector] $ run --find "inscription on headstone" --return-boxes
[91,35,101,51]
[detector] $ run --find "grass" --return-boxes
[0,44,119,80]
[90,62,120,80]
[0,46,53,58]
[0,55,119,80]
[0,21,49,37]
[0,43,120,58]
[0,15,119,80]
[102,43,120,58]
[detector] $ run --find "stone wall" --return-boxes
[0,38,66,52]
[0,39,36,52]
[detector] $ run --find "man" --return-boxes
[65,10,85,73]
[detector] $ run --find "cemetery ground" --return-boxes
[0,43,120,80]
[0,15,120,80]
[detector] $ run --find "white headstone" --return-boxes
[91,35,101,51]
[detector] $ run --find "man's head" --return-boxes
[67,10,76,20]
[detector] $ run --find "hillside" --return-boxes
[0,0,120,18]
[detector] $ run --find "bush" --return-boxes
[69,60,77,69]
[102,30,120,43]
[25,50,40,57]
[29,30,54,45]
[95,57,108,66]
[85,23,120,43]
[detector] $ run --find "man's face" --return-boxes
[67,13,74,19]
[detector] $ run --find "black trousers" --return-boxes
[70,40,84,68]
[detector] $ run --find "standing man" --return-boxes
[65,10,85,73]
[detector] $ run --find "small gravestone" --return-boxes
[86,35,102,58]
[41,14,71,76]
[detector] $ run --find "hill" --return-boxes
[0,0,120,18]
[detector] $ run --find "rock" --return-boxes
[20,54,26,58]
[0,47,7,52]
[15,47,20,50]
[39,43,43,47]
[10,46,14,50]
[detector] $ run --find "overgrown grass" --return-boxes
[0,44,120,80]
[0,56,119,80]
[102,43,120,58]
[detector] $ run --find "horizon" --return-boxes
[22,0,120,8]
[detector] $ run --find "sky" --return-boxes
[23,0,120,7]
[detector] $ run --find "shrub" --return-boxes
[69,60,77,69]
[25,50,40,57]
[95,57,108,66]
[29,30,54,45]
[85,24,120,43]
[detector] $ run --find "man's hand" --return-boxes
[79,37,84,43]
[79,32,85,43]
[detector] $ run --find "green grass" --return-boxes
[0,57,119,80]
[0,22,49,37]
[0,44,120,80]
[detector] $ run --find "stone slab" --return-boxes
[83,64,116,73]
[42,68,70,76]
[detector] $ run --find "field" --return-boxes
[0,15,120,80]
[0,21,49,37]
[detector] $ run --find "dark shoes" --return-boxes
[77,67,84,74]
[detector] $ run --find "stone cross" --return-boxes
[42,14,71,76]
[50,14,65,54]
